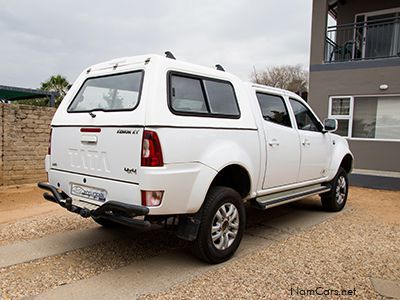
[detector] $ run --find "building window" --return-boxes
[329,96,352,137]
[329,95,400,141]
[353,96,400,139]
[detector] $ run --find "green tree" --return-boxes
[16,97,49,106]
[40,75,70,106]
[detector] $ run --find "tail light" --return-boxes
[141,130,163,167]
[141,190,164,207]
[80,127,101,133]
[48,128,52,155]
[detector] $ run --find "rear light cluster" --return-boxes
[48,128,52,155]
[141,130,163,167]
[141,130,164,206]
[141,191,164,207]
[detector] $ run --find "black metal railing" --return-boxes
[325,16,400,63]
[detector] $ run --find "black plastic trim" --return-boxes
[147,125,258,131]
[51,124,257,131]
[91,200,149,217]
[51,124,145,128]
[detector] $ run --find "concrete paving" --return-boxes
[33,201,341,300]
[371,277,400,299]
[32,235,273,300]
[0,227,122,268]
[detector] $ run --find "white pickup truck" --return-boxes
[39,53,353,264]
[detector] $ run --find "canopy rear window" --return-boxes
[68,71,144,112]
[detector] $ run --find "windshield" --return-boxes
[68,70,144,112]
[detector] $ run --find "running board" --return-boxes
[253,184,331,209]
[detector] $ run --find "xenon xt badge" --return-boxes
[117,129,140,135]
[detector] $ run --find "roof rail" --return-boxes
[215,64,225,71]
[165,51,176,60]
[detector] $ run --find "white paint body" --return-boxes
[47,54,353,215]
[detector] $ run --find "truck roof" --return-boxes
[88,54,239,79]
[87,54,304,101]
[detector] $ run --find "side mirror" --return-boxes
[323,118,338,133]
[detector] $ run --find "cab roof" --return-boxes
[86,54,303,101]
[87,54,242,83]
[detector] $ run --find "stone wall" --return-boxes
[0,104,56,186]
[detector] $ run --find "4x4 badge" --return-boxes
[124,167,137,175]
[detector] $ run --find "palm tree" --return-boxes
[40,75,70,106]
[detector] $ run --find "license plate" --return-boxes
[71,184,107,202]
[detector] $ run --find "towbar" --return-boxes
[37,182,151,228]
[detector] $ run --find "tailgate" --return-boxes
[51,126,142,183]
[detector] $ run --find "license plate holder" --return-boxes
[70,184,107,202]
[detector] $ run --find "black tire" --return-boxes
[320,167,349,212]
[92,216,121,228]
[192,186,245,264]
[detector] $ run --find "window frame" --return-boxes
[328,96,354,138]
[255,91,293,128]
[329,94,400,142]
[67,70,145,113]
[167,71,241,119]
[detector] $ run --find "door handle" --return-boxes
[302,139,311,146]
[81,134,98,144]
[268,139,280,147]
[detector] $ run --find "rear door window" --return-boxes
[68,71,143,112]
[256,93,292,127]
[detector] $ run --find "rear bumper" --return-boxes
[47,162,217,215]
[38,182,151,228]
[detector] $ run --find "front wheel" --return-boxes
[192,186,245,264]
[320,167,349,212]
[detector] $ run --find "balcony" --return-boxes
[325,16,400,63]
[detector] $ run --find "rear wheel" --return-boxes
[321,167,348,212]
[192,186,245,264]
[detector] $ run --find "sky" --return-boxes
[0,0,312,89]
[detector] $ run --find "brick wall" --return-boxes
[0,104,56,186]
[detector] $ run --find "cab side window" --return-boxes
[169,73,240,118]
[256,93,291,127]
[170,75,208,113]
[204,80,239,116]
[289,98,322,132]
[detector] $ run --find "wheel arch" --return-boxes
[208,164,252,199]
[327,135,354,180]
[340,153,353,174]
[176,163,251,242]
